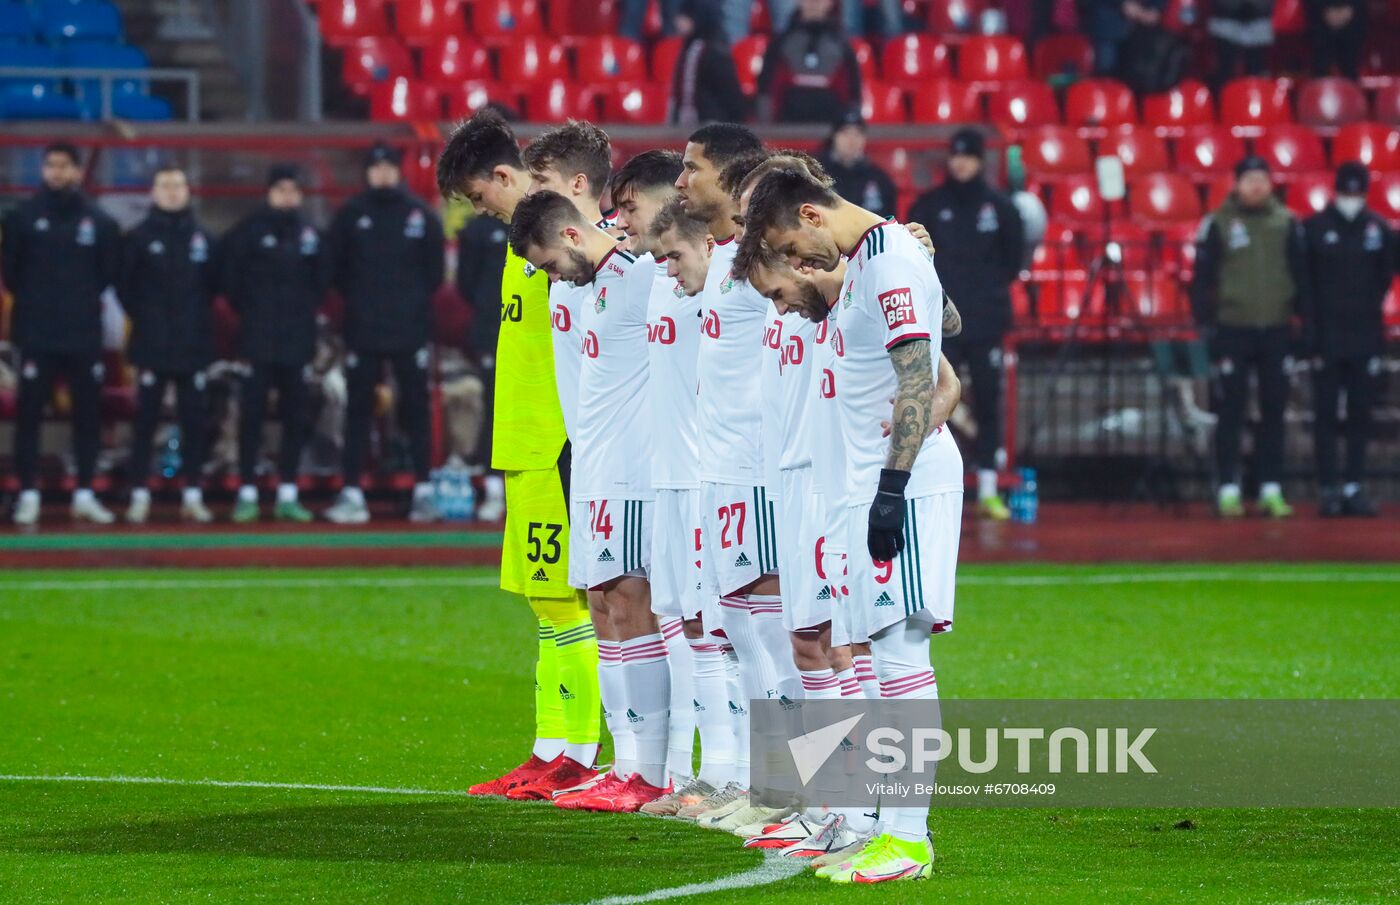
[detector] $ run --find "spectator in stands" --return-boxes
[818,108,898,219]
[906,128,1024,521]
[222,164,327,524]
[1301,162,1396,517]
[755,0,862,124]
[323,143,445,525]
[455,210,509,520]
[671,0,749,126]
[1190,156,1308,519]
[3,142,120,527]
[1087,0,1167,76]
[119,164,219,525]
[1305,0,1366,79]
[721,0,794,42]
[1208,0,1276,87]
[621,0,679,39]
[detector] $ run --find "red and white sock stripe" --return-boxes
[687,638,723,654]
[835,667,862,697]
[598,639,623,664]
[660,618,685,641]
[744,594,783,617]
[799,670,842,694]
[879,670,938,698]
[619,633,668,664]
[719,594,746,611]
[852,655,878,683]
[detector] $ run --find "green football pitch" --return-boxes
[1,564,1397,904]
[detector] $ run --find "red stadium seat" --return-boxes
[395,0,467,46]
[1369,171,1400,226]
[1032,33,1094,81]
[651,35,683,81]
[1141,79,1214,136]
[497,35,568,84]
[1219,77,1293,132]
[1031,221,1086,272]
[1102,125,1169,177]
[443,80,517,118]
[471,0,544,42]
[1360,45,1400,92]
[880,34,951,88]
[1204,172,1235,210]
[576,36,647,86]
[910,79,981,124]
[421,36,492,90]
[1285,171,1333,217]
[1272,0,1305,33]
[733,35,767,96]
[1297,77,1368,129]
[1255,124,1327,175]
[318,0,389,47]
[1130,173,1201,227]
[1374,83,1400,127]
[861,81,906,124]
[1175,124,1246,179]
[1048,172,1107,225]
[1064,78,1136,129]
[1020,126,1092,179]
[1333,123,1400,171]
[601,82,668,124]
[340,36,413,97]
[525,80,599,121]
[986,81,1058,132]
[1157,221,1201,280]
[849,38,877,87]
[369,77,441,121]
[958,35,1028,85]
[928,0,985,34]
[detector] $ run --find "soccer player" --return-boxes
[436,111,601,800]
[510,190,670,812]
[746,168,965,884]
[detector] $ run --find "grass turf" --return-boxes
[0,564,1396,903]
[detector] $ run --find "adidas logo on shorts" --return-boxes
[531,568,549,581]
[597,548,615,563]
[733,552,752,568]
[626,708,644,724]
[874,591,895,607]
[816,586,832,601]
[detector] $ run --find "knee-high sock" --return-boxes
[619,633,671,788]
[527,617,564,760]
[551,609,601,766]
[852,653,880,699]
[872,615,939,843]
[835,666,861,698]
[746,594,802,701]
[717,597,773,786]
[660,619,696,784]
[722,644,749,786]
[689,636,737,787]
[799,668,842,700]
[597,640,635,777]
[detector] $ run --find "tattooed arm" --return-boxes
[886,338,936,472]
[941,295,962,337]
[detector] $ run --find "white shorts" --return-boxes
[568,496,587,590]
[844,491,961,642]
[777,467,830,633]
[578,498,652,589]
[698,482,779,598]
[650,488,703,620]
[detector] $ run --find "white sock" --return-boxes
[1218,482,1240,501]
[73,488,95,506]
[564,741,599,766]
[977,469,998,501]
[343,486,365,506]
[413,481,433,501]
[746,594,801,700]
[238,484,258,503]
[835,667,862,698]
[277,483,298,504]
[131,487,151,504]
[1343,482,1360,498]
[532,738,564,761]
[1260,481,1282,499]
[852,655,880,699]
[723,645,749,787]
[484,473,504,501]
[182,486,203,506]
[597,641,635,777]
[619,633,671,788]
[873,618,939,843]
[661,620,696,785]
[18,489,39,506]
[688,636,737,787]
[799,668,843,700]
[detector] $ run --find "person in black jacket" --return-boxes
[119,164,219,525]
[323,143,446,524]
[1305,0,1365,79]
[818,108,898,219]
[2,142,121,527]
[906,128,1024,520]
[223,164,328,524]
[755,0,862,124]
[455,211,508,519]
[670,0,749,126]
[1301,162,1395,517]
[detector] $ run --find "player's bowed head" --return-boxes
[435,108,530,222]
[650,195,714,298]
[742,167,848,273]
[508,189,612,285]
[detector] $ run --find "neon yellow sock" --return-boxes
[534,593,600,752]
[526,612,565,744]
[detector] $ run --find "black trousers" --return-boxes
[240,362,311,485]
[1212,38,1268,87]
[13,349,103,490]
[1309,22,1364,79]
[130,370,207,488]
[1312,354,1378,488]
[343,348,431,487]
[469,362,495,470]
[943,336,1003,471]
[1211,325,1291,487]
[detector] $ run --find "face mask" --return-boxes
[1335,196,1365,220]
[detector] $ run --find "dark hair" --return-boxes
[687,123,764,169]
[744,167,841,236]
[42,142,81,166]
[736,151,833,202]
[732,230,785,282]
[437,108,524,199]
[522,120,613,201]
[508,189,586,256]
[611,149,683,203]
[651,195,709,244]
[718,150,773,199]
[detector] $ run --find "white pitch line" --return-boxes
[567,852,806,905]
[0,773,460,797]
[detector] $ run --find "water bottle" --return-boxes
[432,464,476,521]
[1011,467,1039,524]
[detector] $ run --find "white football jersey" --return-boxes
[761,304,818,481]
[646,255,702,489]
[837,221,963,505]
[808,300,846,518]
[549,280,586,441]
[694,237,769,486]
[573,244,655,501]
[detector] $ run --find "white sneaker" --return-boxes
[733,807,803,839]
[694,792,751,829]
[714,803,789,834]
[324,491,370,524]
[782,815,868,859]
[743,812,832,849]
[13,491,40,527]
[180,499,214,524]
[71,495,115,525]
[408,493,441,523]
[810,825,878,871]
[126,495,150,524]
[476,476,505,521]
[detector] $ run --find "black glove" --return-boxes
[867,468,910,562]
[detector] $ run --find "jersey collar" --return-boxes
[844,218,896,260]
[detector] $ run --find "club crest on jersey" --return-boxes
[1365,222,1383,251]
[356,215,372,230]
[147,239,165,255]
[34,217,49,232]
[300,226,319,255]
[76,217,95,246]
[261,233,278,248]
[976,202,999,232]
[842,281,854,309]
[189,232,209,263]
[878,288,917,330]
[720,273,736,293]
[594,287,607,313]
[404,209,425,238]
[523,261,538,277]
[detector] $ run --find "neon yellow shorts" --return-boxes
[500,468,574,598]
